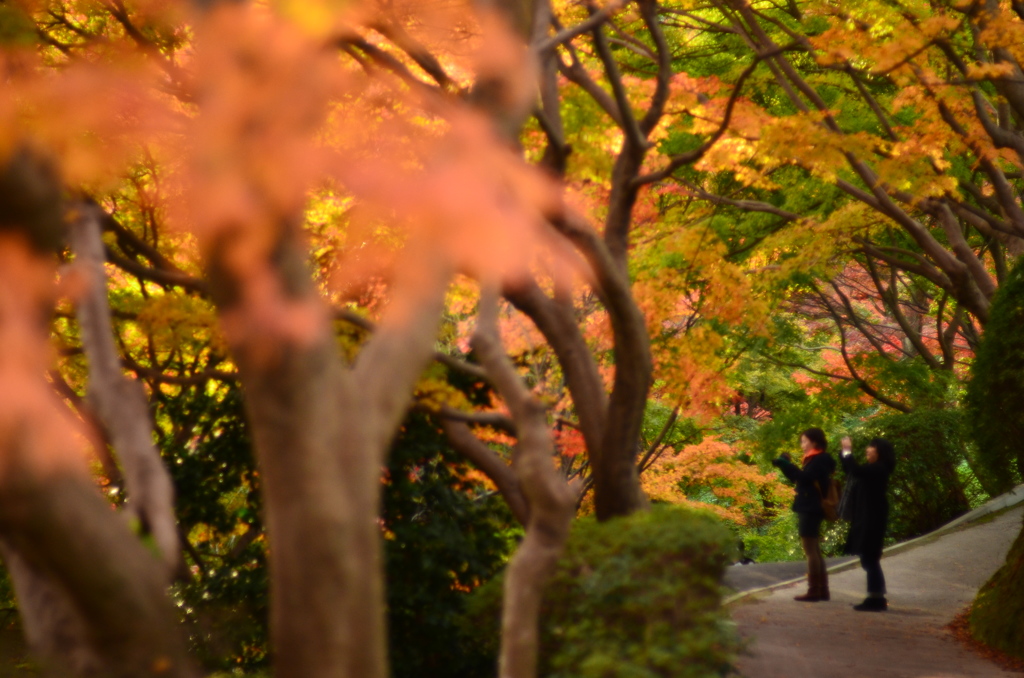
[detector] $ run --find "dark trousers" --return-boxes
[860,553,886,595]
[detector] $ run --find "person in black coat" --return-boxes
[771,428,837,602]
[840,436,896,612]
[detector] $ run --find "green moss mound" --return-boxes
[464,505,739,678]
[970,521,1024,658]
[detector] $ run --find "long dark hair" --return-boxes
[801,427,827,452]
[870,437,896,472]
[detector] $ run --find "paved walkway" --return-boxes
[725,483,1024,596]
[724,555,856,594]
[728,504,1024,677]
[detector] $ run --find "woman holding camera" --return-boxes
[771,428,836,602]
[840,436,896,611]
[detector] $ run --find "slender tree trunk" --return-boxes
[472,290,574,678]
[0,153,195,678]
[68,203,181,576]
[0,259,192,676]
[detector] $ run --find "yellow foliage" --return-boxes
[135,293,223,353]
[414,373,473,413]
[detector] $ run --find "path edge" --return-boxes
[723,483,1024,606]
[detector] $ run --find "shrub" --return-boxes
[964,257,1024,493]
[964,257,1024,658]
[464,505,740,678]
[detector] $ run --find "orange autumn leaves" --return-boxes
[642,437,783,525]
[1,0,568,347]
[0,234,90,477]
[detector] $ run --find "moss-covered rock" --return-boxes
[970,521,1024,658]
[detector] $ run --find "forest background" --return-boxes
[0,0,1022,676]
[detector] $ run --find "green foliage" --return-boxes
[0,4,35,46]
[964,258,1024,493]
[741,512,848,563]
[464,505,740,678]
[853,350,954,411]
[970,521,1024,659]
[640,402,703,451]
[856,409,975,541]
[384,412,518,678]
[744,385,866,466]
[161,378,518,678]
[740,511,803,562]
[728,327,879,468]
[964,259,1024,659]
[159,387,269,673]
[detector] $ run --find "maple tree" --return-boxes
[625,0,1023,529]
[0,1,588,675]
[0,0,763,675]
[652,0,1022,398]
[2,0,1022,675]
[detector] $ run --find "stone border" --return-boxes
[723,483,1024,606]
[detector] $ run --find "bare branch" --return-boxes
[637,0,673,136]
[371,21,458,91]
[441,420,529,525]
[535,2,621,53]
[671,180,801,221]
[637,405,679,474]
[587,3,646,152]
[813,284,913,413]
[634,55,765,186]
[104,247,208,295]
[556,36,623,125]
[428,404,517,436]
[863,257,943,370]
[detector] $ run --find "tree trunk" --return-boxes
[0,155,195,678]
[204,228,450,678]
[68,203,181,576]
[0,473,197,678]
[471,289,574,678]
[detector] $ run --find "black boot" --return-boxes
[853,596,887,612]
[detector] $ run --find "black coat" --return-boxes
[841,455,891,558]
[772,452,836,516]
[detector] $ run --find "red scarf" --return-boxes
[802,447,824,465]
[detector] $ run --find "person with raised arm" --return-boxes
[771,428,836,602]
[840,435,896,611]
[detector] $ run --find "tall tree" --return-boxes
[0,0,668,674]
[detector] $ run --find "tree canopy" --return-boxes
[0,0,1021,674]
